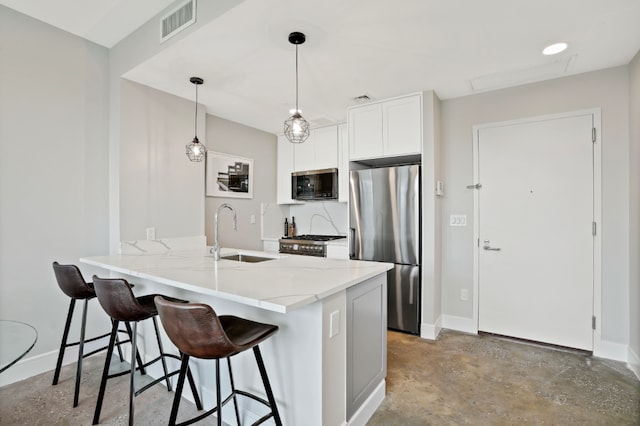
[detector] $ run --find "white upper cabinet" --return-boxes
[383,95,422,156]
[338,123,349,203]
[293,125,338,172]
[348,103,383,160]
[348,93,422,160]
[277,135,296,204]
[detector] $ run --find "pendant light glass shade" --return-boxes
[283,32,310,144]
[186,76,206,162]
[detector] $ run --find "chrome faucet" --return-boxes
[212,203,237,260]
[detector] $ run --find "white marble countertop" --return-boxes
[81,248,391,314]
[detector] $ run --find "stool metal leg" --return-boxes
[168,355,190,426]
[253,346,282,426]
[152,316,173,391]
[72,299,89,407]
[53,298,76,386]
[215,359,222,426]
[92,320,118,425]
[227,357,241,426]
[128,321,137,426]
[124,321,146,375]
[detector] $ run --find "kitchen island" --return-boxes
[81,247,392,426]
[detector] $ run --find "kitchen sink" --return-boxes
[220,254,275,263]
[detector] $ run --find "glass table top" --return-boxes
[0,320,38,373]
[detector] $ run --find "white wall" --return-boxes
[440,67,630,345]
[628,50,640,375]
[205,116,277,251]
[119,80,205,241]
[0,6,111,361]
[108,0,244,251]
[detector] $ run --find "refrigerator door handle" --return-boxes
[349,228,356,258]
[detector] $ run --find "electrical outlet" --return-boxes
[460,289,469,301]
[146,227,156,240]
[329,310,340,338]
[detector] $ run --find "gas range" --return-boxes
[279,234,346,257]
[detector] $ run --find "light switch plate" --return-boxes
[449,215,467,227]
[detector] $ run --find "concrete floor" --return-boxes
[0,330,638,425]
[369,330,640,425]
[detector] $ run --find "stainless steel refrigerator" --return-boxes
[349,165,421,335]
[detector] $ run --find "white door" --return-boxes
[476,112,595,351]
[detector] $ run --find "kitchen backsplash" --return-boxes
[289,201,348,236]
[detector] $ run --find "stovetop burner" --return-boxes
[281,234,345,242]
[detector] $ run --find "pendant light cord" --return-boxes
[194,83,198,138]
[295,44,299,113]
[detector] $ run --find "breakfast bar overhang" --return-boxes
[81,247,392,425]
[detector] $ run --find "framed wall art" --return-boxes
[206,151,253,199]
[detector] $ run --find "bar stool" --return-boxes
[52,262,136,407]
[91,276,202,426]
[155,296,282,426]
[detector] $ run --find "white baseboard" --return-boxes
[348,379,385,426]
[420,316,442,340]
[0,334,113,388]
[441,315,477,335]
[628,346,640,381]
[0,350,57,387]
[595,339,628,362]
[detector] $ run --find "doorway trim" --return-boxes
[471,108,602,353]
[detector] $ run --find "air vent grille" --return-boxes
[353,94,374,103]
[161,0,196,43]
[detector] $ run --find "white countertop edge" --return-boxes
[80,251,392,314]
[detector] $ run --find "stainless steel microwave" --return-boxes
[291,168,338,201]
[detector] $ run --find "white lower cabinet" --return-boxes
[346,273,387,420]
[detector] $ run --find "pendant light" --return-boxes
[283,32,310,144]
[185,76,206,162]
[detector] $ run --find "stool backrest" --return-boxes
[155,296,237,359]
[92,276,149,322]
[52,262,95,299]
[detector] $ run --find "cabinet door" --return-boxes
[293,131,316,172]
[338,123,349,203]
[348,103,383,160]
[313,126,338,170]
[346,273,387,420]
[277,135,296,204]
[383,95,422,156]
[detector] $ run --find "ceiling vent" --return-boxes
[161,0,196,43]
[353,94,374,103]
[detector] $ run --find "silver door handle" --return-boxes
[483,240,501,251]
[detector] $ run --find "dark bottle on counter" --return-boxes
[291,216,296,237]
[284,218,289,237]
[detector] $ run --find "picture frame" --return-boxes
[206,151,254,199]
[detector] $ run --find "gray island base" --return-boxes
[81,247,392,425]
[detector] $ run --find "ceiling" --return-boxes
[3,0,640,134]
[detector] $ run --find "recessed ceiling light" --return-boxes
[543,42,568,55]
